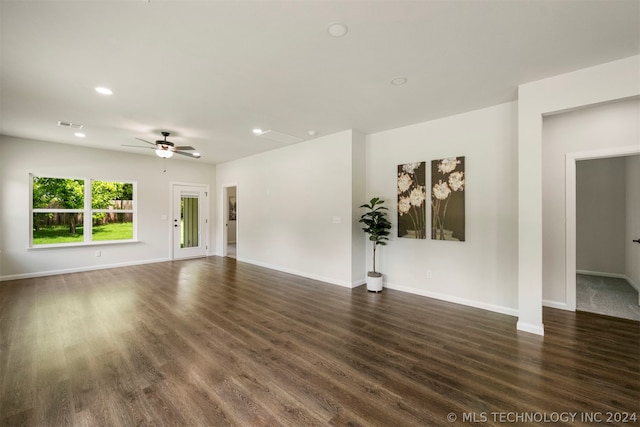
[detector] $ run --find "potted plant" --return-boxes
[359,197,392,292]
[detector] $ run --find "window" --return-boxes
[91,181,134,242]
[31,175,136,247]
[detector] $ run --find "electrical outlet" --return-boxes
[426,270,432,279]
[95,250,101,257]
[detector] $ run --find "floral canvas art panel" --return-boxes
[397,161,427,239]
[431,156,465,241]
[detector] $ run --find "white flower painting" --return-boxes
[397,161,427,239]
[431,156,465,241]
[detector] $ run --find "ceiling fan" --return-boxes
[122,132,201,159]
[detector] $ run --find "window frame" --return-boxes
[29,174,138,249]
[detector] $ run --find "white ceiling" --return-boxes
[1,1,639,165]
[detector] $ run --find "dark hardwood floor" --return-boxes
[1,257,638,426]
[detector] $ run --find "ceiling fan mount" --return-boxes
[157,132,174,147]
[122,131,201,159]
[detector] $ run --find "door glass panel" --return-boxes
[181,196,199,248]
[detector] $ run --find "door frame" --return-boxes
[221,183,238,258]
[565,145,640,311]
[171,182,209,260]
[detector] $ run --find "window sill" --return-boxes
[28,240,140,251]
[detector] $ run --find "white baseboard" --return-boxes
[383,281,519,317]
[576,270,625,279]
[542,299,570,310]
[235,256,359,288]
[624,275,640,293]
[0,257,171,282]
[516,321,545,336]
[227,261,521,319]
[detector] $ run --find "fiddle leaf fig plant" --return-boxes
[359,197,392,275]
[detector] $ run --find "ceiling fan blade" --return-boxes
[174,146,196,151]
[121,144,154,150]
[135,138,157,147]
[174,150,201,159]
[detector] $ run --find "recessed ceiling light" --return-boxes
[74,132,86,138]
[308,130,317,136]
[391,77,408,86]
[253,128,263,135]
[95,87,113,95]
[327,23,348,38]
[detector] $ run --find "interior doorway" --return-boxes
[222,185,237,259]
[566,149,640,319]
[172,184,208,260]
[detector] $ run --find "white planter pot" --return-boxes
[366,272,383,292]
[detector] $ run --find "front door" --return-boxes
[173,185,207,259]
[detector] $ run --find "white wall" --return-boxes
[366,102,519,315]
[214,130,364,288]
[541,98,640,304]
[626,155,640,292]
[351,131,367,284]
[0,135,216,280]
[518,55,640,334]
[576,158,626,275]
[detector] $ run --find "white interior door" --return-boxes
[173,185,207,259]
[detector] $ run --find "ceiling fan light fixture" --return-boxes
[126,132,198,159]
[156,148,174,158]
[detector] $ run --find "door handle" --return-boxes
[633,238,640,244]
